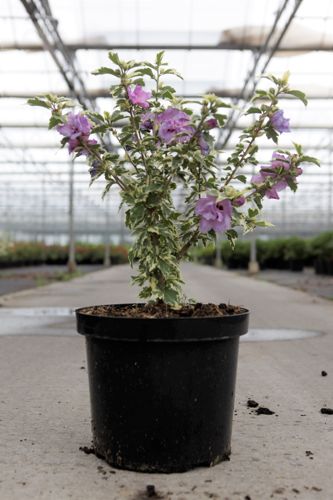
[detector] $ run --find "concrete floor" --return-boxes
[0,264,332,500]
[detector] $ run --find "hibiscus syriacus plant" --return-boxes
[28,51,319,305]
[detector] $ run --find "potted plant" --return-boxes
[28,52,319,473]
[311,231,333,275]
[283,236,308,272]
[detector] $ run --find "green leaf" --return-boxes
[155,51,165,66]
[160,68,183,80]
[225,229,238,249]
[300,155,320,166]
[110,111,125,123]
[255,220,274,227]
[285,90,308,106]
[236,175,247,183]
[163,287,179,304]
[108,51,121,66]
[27,97,50,109]
[265,127,279,144]
[248,208,259,218]
[253,195,263,210]
[216,99,231,108]
[92,66,121,77]
[48,115,63,129]
[91,124,108,134]
[133,68,155,79]
[245,106,261,115]
[293,142,303,155]
[214,113,227,126]
[254,90,268,98]
[132,78,145,87]
[159,86,176,98]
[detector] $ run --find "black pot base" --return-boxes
[93,442,231,473]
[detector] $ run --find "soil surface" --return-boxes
[81,302,244,319]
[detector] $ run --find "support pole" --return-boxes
[248,236,260,275]
[67,161,76,273]
[329,131,333,229]
[120,206,125,245]
[215,233,223,268]
[104,195,111,267]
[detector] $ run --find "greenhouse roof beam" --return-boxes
[20,0,114,153]
[20,0,94,111]
[2,42,333,52]
[218,0,303,149]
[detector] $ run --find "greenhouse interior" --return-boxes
[1,1,333,499]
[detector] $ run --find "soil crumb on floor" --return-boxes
[79,446,95,455]
[247,399,259,408]
[255,406,275,415]
[320,407,333,414]
[146,485,157,497]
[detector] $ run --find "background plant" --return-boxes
[28,51,319,305]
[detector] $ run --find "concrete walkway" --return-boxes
[0,264,332,500]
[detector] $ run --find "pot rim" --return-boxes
[76,303,250,342]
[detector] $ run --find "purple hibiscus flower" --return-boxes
[155,107,195,145]
[57,112,97,155]
[204,118,218,130]
[270,110,290,133]
[195,195,232,233]
[127,85,151,109]
[89,160,102,178]
[232,195,246,207]
[140,111,155,130]
[198,134,210,155]
[251,152,302,200]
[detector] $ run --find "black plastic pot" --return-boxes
[76,304,249,473]
[289,260,304,272]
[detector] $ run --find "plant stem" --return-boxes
[111,127,141,175]
[177,230,200,260]
[224,87,285,187]
[122,80,149,171]
[79,140,127,191]
[224,116,266,187]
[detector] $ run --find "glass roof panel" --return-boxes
[0,0,333,241]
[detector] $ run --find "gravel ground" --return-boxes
[0,265,103,296]
[244,267,333,300]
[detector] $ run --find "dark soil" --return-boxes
[255,406,275,415]
[247,399,259,408]
[146,485,157,497]
[82,302,243,319]
[320,407,333,414]
[79,445,96,455]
